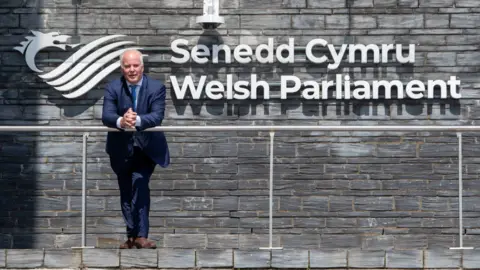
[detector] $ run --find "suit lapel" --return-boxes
[120,78,134,109]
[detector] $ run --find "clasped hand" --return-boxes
[121,108,137,128]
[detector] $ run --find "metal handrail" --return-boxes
[0,125,480,132]
[0,125,474,250]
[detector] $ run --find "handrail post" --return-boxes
[260,131,282,250]
[72,132,95,249]
[450,132,473,250]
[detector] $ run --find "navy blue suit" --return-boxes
[102,74,169,239]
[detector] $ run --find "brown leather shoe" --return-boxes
[134,237,156,249]
[120,237,135,249]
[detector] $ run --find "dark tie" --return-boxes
[130,85,137,111]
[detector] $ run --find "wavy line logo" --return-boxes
[14,31,141,98]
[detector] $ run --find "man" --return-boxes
[102,49,169,249]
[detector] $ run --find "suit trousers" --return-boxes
[110,146,156,238]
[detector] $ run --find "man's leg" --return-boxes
[110,157,136,248]
[131,147,156,248]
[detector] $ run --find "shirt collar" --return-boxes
[126,76,143,88]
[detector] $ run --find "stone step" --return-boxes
[0,248,479,269]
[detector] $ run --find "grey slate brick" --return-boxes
[7,249,44,268]
[0,14,18,27]
[150,15,190,29]
[386,250,423,268]
[373,0,397,6]
[350,180,382,190]
[350,0,373,6]
[326,15,350,29]
[296,144,329,157]
[421,197,450,211]
[239,234,281,249]
[348,250,385,268]
[238,0,281,8]
[182,143,210,158]
[355,197,393,211]
[359,217,396,228]
[325,164,358,174]
[0,0,26,7]
[207,234,239,249]
[293,217,326,228]
[320,235,361,249]
[451,14,480,28]
[327,218,357,228]
[395,197,421,211]
[330,196,354,211]
[166,217,215,228]
[240,217,293,229]
[281,234,320,248]
[241,15,291,29]
[54,234,87,249]
[82,249,119,268]
[426,14,450,28]
[196,180,238,190]
[352,15,377,29]
[419,0,454,6]
[463,250,480,269]
[303,196,328,211]
[130,0,193,8]
[279,196,302,211]
[424,249,461,268]
[292,15,325,29]
[310,250,347,268]
[271,249,308,268]
[283,0,307,7]
[455,0,480,7]
[457,52,480,66]
[308,0,345,8]
[44,249,81,268]
[378,15,424,28]
[239,196,277,211]
[330,143,375,157]
[362,235,395,250]
[213,196,239,211]
[182,197,214,211]
[164,234,206,248]
[238,143,268,157]
[151,197,183,211]
[234,250,271,268]
[197,249,233,268]
[121,249,157,268]
[158,248,195,268]
[210,143,238,157]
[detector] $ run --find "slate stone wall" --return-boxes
[1,0,480,250]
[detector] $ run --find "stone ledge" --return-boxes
[0,248,478,269]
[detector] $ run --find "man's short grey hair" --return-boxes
[119,49,144,67]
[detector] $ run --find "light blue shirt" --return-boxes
[116,77,142,129]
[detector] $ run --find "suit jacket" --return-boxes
[102,74,170,168]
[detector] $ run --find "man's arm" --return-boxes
[136,84,166,131]
[102,83,123,129]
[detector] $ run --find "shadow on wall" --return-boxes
[0,0,110,248]
[170,30,462,119]
[0,0,46,248]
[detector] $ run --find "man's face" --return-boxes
[121,52,144,84]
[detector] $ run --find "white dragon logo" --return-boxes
[14,31,141,98]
